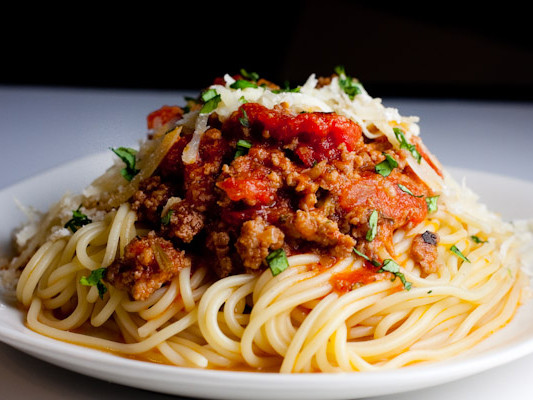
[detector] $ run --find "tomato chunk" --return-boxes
[238,103,363,167]
[217,177,274,205]
[338,171,428,227]
[147,105,183,130]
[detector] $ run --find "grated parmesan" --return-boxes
[177,72,441,192]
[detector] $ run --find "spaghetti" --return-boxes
[3,69,532,372]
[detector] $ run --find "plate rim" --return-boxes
[1,151,533,399]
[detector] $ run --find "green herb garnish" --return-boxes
[239,96,248,104]
[334,65,363,100]
[240,68,259,81]
[110,147,139,181]
[398,184,424,197]
[200,89,221,114]
[375,153,398,177]
[450,245,470,263]
[80,268,107,299]
[239,108,249,127]
[234,139,252,159]
[266,248,289,276]
[161,209,174,226]
[393,128,422,164]
[64,206,92,233]
[471,235,487,244]
[379,259,412,290]
[425,196,439,213]
[230,80,259,89]
[366,210,378,242]
[353,248,381,267]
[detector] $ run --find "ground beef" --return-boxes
[109,81,438,296]
[183,128,229,212]
[284,210,356,258]
[236,217,285,270]
[205,226,240,278]
[410,231,440,276]
[131,176,174,224]
[162,199,205,243]
[105,231,190,300]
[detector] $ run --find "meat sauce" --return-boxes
[109,82,438,300]
[330,262,390,293]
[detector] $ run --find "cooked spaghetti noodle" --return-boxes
[3,68,532,372]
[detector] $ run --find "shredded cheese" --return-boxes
[177,72,439,192]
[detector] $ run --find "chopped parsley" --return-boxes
[450,245,470,263]
[79,268,107,299]
[230,80,258,89]
[353,248,381,267]
[64,206,92,233]
[239,96,248,104]
[240,68,259,81]
[200,89,221,114]
[239,108,250,127]
[266,248,289,276]
[393,128,422,164]
[110,147,139,181]
[398,184,424,197]
[375,153,398,177]
[425,196,439,213]
[379,259,412,290]
[334,65,363,100]
[366,210,378,242]
[471,235,487,244]
[234,139,252,159]
[161,209,174,226]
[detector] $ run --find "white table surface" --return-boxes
[0,86,532,399]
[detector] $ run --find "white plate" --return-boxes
[0,153,532,400]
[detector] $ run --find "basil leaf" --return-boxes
[161,209,174,226]
[234,139,252,159]
[375,153,398,177]
[239,108,249,127]
[64,206,92,233]
[266,248,289,276]
[471,235,487,244]
[425,196,439,213]
[200,89,221,114]
[110,147,139,181]
[240,68,259,81]
[366,210,378,242]
[353,248,381,267]
[230,80,258,89]
[450,245,470,263]
[379,259,412,290]
[239,96,248,104]
[393,128,422,164]
[334,65,363,100]
[398,184,424,197]
[80,268,107,299]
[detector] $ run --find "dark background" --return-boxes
[2,1,533,101]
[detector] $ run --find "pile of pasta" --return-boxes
[5,71,533,372]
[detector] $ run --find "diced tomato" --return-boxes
[330,264,389,294]
[237,103,363,167]
[147,105,183,130]
[338,171,428,227]
[217,177,274,205]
